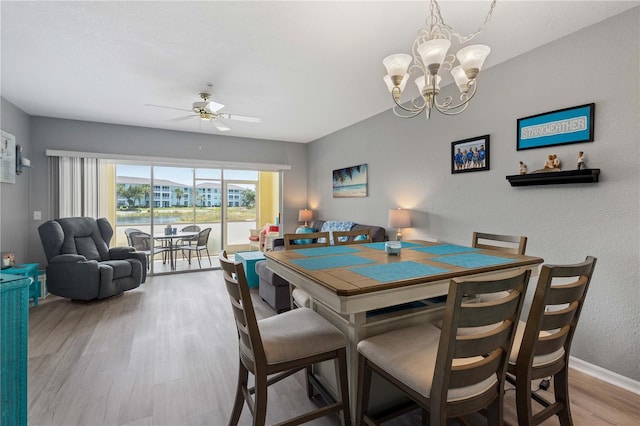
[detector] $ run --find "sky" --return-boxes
[117,165,257,186]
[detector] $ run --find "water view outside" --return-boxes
[114,165,259,265]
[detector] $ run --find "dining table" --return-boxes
[264,240,544,418]
[153,231,198,271]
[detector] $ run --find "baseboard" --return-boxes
[570,356,640,395]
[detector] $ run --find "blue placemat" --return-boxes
[412,244,480,255]
[350,261,450,283]
[431,253,517,268]
[364,242,424,251]
[291,254,375,270]
[293,245,361,257]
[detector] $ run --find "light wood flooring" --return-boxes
[28,270,640,425]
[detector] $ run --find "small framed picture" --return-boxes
[1,252,16,269]
[451,135,490,174]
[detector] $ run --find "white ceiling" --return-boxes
[1,1,636,143]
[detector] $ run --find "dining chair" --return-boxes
[180,228,212,268]
[471,232,528,303]
[218,252,351,426]
[283,231,330,250]
[129,231,170,270]
[356,268,531,426]
[472,231,528,255]
[332,229,371,245]
[506,256,597,426]
[282,232,330,309]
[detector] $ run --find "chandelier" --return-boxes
[383,0,496,119]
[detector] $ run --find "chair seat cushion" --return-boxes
[252,308,346,365]
[509,321,565,367]
[357,323,497,402]
[100,259,133,279]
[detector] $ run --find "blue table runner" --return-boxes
[431,253,517,268]
[290,255,375,270]
[350,261,450,283]
[411,244,480,255]
[293,246,361,257]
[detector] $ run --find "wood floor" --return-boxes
[27,270,640,425]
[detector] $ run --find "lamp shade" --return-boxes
[417,39,451,71]
[298,209,313,223]
[388,208,411,228]
[456,44,491,73]
[383,54,413,77]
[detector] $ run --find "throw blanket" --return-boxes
[319,220,355,245]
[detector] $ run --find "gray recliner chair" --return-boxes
[38,217,146,301]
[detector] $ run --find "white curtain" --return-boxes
[54,156,111,218]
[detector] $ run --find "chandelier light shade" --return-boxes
[383,0,496,119]
[298,209,313,227]
[388,208,412,241]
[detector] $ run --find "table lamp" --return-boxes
[298,209,313,227]
[388,208,411,241]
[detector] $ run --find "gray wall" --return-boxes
[0,98,32,264]
[23,117,307,266]
[307,9,640,380]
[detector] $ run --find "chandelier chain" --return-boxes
[433,0,497,44]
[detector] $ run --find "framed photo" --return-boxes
[451,135,490,174]
[333,163,367,198]
[1,252,16,269]
[1,130,17,184]
[517,103,594,150]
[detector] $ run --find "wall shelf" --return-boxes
[506,169,600,187]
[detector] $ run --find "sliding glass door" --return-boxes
[115,163,280,275]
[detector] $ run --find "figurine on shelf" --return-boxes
[552,154,561,169]
[577,151,586,170]
[544,155,555,170]
[519,161,528,175]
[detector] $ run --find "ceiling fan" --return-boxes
[145,86,261,132]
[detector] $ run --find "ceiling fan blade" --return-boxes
[217,113,261,123]
[145,104,193,113]
[168,115,197,122]
[206,101,225,112]
[211,119,231,132]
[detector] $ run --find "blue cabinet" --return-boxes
[5,263,40,306]
[0,273,29,426]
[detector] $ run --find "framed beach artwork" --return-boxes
[451,135,490,174]
[333,163,367,198]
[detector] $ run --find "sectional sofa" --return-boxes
[255,220,387,312]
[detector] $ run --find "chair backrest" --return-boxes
[196,228,212,247]
[180,225,201,233]
[129,231,152,252]
[219,251,265,371]
[38,217,114,263]
[332,229,372,245]
[517,256,597,374]
[283,232,330,250]
[472,231,528,255]
[431,268,531,415]
[125,227,142,246]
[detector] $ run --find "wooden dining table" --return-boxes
[264,240,543,418]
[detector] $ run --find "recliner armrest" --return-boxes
[109,246,136,258]
[50,254,87,263]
